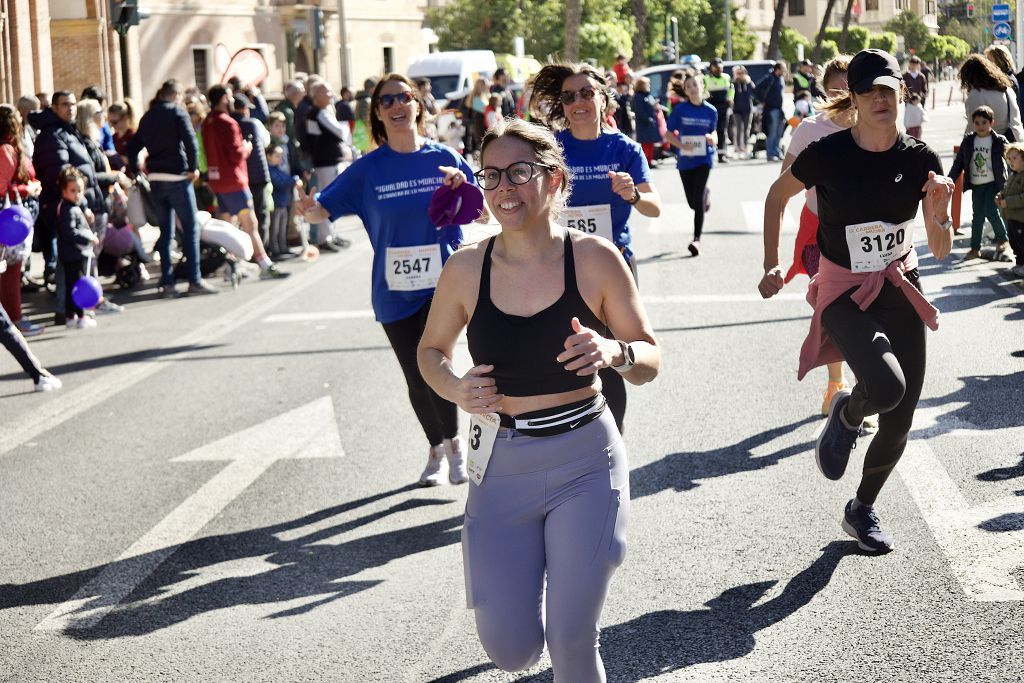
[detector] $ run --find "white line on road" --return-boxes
[264,310,376,323]
[35,397,345,632]
[0,243,369,461]
[897,438,1024,602]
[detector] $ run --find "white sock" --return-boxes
[259,256,273,269]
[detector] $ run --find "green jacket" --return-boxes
[704,72,734,106]
[1000,169,1024,222]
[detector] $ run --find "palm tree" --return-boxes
[767,0,788,60]
[838,0,856,52]
[812,0,839,63]
[566,0,581,61]
[630,0,647,69]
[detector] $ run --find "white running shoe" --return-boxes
[418,445,446,487]
[77,316,97,329]
[34,373,62,392]
[444,436,469,485]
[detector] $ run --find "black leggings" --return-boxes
[679,166,711,240]
[1007,218,1024,266]
[821,279,926,506]
[714,103,730,154]
[381,301,459,446]
[0,302,41,382]
[63,260,85,318]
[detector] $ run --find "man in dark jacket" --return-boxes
[30,90,102,318]
[126,79,217,296]
[755,62,786,161]
[490,68,517,118]
[232,94,272,250]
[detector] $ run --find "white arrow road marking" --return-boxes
[35,397,344,632]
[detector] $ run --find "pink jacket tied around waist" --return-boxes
[797,248,939,380]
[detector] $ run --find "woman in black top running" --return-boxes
[417,118,659,681]
[759,49,954,554]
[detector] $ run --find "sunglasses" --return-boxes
[379,91,415,109]
[474,161,554,190]
[559,87,596,105]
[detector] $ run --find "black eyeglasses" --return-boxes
[474,161,555,190]
[559,87,596,105]
[379,92,415,109]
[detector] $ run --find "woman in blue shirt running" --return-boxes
[665,73,718,256]
[527,63,662,433]
[297,73,476,488]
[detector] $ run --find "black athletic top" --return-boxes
[790,130,943,269]
[467,231,607,397]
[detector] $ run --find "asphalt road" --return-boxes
[1,82,1022,682]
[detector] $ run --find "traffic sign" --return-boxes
[992,3,1011,21]
[994,21,1013,40]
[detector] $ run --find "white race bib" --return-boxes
[563,204,614,243]
[384,244,442,291]
[466,413,500,485]
[679,135,708,158]
[845,220,913,273]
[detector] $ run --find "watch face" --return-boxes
[626,343,636,364]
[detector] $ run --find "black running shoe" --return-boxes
[815,389,860,480]
[842,499,894,553]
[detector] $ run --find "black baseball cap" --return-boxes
[710,57,723,66]
[848,49,902,94]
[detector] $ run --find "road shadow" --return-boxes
[499,541,856,683]
[978,513,1024,533]
[977,454,1024,482]
[630,415,818,499]
[0,484,462,638]
[915,370,1024,436]
[0,343,225,381]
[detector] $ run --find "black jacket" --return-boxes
[126,100,199,177]
[29,108,103,230]
[948,131,1008,193]
[232,114,270,186]
[57,199,94,263]
[754,74,784,110]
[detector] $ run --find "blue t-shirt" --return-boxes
[556,130,652,259]
[666,101,717,170]
[316,140,474,324]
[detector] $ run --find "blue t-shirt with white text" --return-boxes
[556,130,652,259]
[666,101,717,170]
[316,140,474,323]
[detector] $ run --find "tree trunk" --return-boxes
[766,0,788,61]
[812,0,839,63]
[565,0,582,62]
[839,0,856,53]
[630,0,647,69]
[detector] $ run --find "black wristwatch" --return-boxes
[613,341,635,373]
[627,188,641,205]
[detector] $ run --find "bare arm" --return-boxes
[921,171,954,261]
[758,169,806,298]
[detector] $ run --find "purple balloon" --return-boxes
[0,205,32,246]
[72,276,103,310]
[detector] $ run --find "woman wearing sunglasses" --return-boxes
[296,73,476,488]
[418,117,659,681]
[527,63,662,435]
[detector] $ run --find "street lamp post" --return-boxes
[725,0,732,60]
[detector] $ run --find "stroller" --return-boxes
[100,184,149,289]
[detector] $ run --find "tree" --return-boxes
[630,0,647,68]
[812,0,839,64]
[885,10,932,54]
[642,0,756,64]
[780,26,810,64]
[838,0,855,52]
[566,0,582,61]
[579,21,634,66]
[938,16,981,51]
[767,0,788,60]
[869,31,898,54]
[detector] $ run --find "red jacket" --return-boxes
[201,110,249,194]
[0,141,36,200]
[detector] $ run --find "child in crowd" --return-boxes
[794,91,813,120]
[56,167,99,329]
[267,145,299,258]
[267,112,314,260]
[905,93,926,139]
[948,106,1011,260]
[996,142,1024,277]
[484,94,502,131]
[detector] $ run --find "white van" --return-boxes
[408,50,498,104]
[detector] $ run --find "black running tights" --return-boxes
[678,166,710,240]
[381,301,459,446]
[821,280,927,506]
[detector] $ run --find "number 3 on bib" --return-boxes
[563,205,614,243]
[466,413,500,485]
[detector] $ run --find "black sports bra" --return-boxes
[467,231,607,397]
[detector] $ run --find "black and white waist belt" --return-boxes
[498,394,606,437]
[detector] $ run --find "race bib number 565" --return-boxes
[563,204,614,243]
[385,244,442,291]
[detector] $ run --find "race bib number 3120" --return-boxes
[845,220,913,273]
[385,244,442,291]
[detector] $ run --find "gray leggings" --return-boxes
[462,410,629,681]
